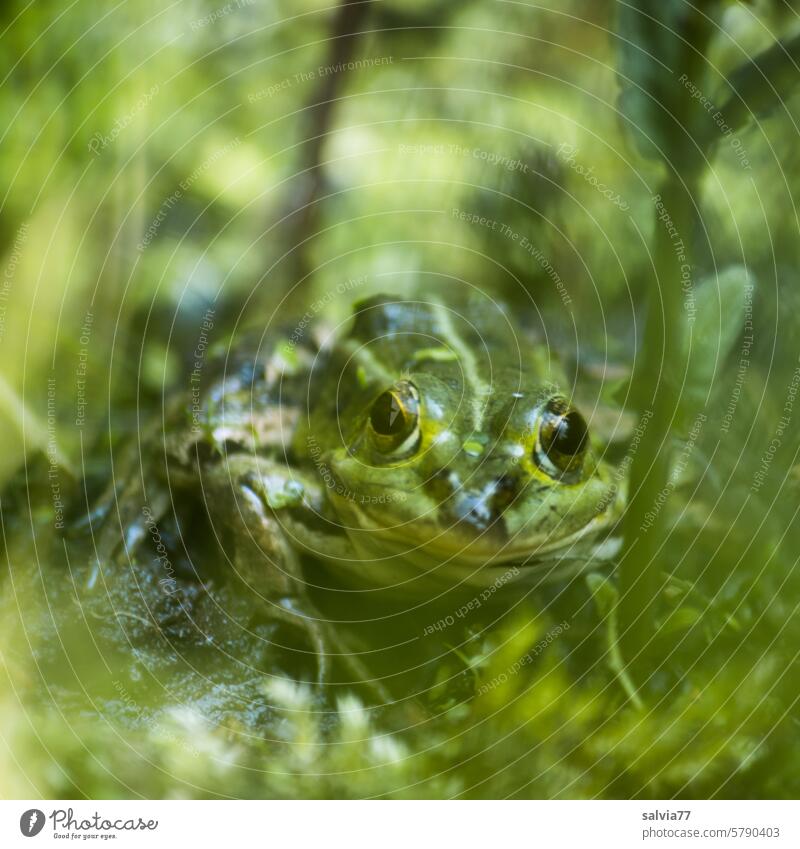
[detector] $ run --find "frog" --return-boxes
[92,293,624,695]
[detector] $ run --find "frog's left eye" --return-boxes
[367,380,420,455]
[534,397,588,478]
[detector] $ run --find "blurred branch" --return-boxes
[711,31,800,142]
[284,0,373,298]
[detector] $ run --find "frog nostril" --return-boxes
[455,490,494,530]
[490,473,521,513]
[425,468,458,502]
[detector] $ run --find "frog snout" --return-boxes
[453,488,495,530]
[452,473,521,532]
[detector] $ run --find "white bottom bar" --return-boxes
[1,800,797,848]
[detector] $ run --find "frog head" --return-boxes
[309,295,623,580]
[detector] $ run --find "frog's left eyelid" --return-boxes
[388,423,421,457]
[532,445,563,479]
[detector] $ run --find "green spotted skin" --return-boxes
[182,293,623,592]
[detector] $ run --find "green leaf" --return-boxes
[659,606,703,637]
[683,264,754,409]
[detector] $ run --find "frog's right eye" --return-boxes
[367,380,420,455]
[533,397,589,479]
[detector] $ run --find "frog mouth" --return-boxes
[325,463,625,567]
[342,497,622,568]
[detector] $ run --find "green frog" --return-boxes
[94,293,624,691]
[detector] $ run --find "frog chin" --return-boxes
[377,514,618,568]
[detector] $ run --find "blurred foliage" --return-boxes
[2,0,800,799]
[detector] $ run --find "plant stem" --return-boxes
[619,171,695,672]
[284,0,373,306]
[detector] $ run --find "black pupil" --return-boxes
[370,392,406,436]
[549,410,587,456]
